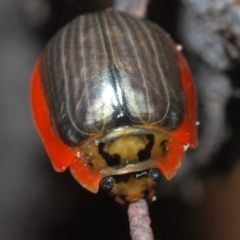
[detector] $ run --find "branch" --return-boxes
[128,200,154,240]
[113,0,150,18]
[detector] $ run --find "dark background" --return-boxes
[1,0,240,239]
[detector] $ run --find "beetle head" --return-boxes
[100,169,162,205]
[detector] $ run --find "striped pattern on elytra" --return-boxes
[40,9,185,147]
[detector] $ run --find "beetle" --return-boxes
[31,9,197,205]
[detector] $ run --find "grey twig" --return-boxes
[128,200,154,240]
[113,0,150,18]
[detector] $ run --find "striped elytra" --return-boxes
[31,9,197,204]
[41,9,185,146]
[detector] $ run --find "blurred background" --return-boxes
[1,0,240,239]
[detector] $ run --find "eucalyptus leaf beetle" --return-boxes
[31,9,197,205]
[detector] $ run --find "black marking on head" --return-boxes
[100,176,114,192]
[98,142,121,166]
[137,134,154,161]
[135,171,148,179]
[114,174,130,183]
[160,140,168,155]
[149,169,162,182]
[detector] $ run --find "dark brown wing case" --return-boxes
[40,9,185,147]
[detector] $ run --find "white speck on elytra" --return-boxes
[195,121,200,126]
[183,144,190,151]
[94,140,99,146]
[177,162,182,169]
[176,44,183,51]
[152,196,157,202]
[76,151,81,158]
[58,166,66,171]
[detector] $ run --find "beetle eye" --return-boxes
[149,169,162,182]
[100,176,114,192]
